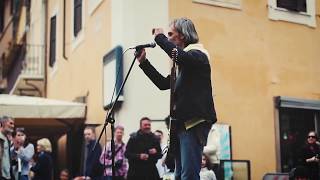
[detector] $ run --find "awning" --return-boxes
[0,94,86,119]
[275,96,320,110]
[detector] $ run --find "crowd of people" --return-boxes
[81,117,218,180]
[2,114,320,180]
[0,114,219,180]
[0,116,53,180]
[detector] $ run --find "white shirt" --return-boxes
[156,143,169,178]
[200,167,217,180]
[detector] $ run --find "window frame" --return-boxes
[268,0,316,27]
[274,96,320,172]
[193,0,242,10]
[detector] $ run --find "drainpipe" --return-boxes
[44,0,48,97]
[63,0,68,60]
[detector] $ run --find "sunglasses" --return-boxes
[308,135,316,139]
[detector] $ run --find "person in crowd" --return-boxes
[100,125,127,180]
[200,153,217,180]
[11,127,35,180]
[203,125,220,176]
[135,17,217,180]
[83,126,103,180]
[0,116,15,180]
[154,130,169,180]
[203,125,220,164]
[73,176,91,180]
[298,130,320,180]
[125,117,162,180]
[59,169,70,180]
[30,138,53,180]
[289,165,308,180]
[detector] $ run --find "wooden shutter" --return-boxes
[49,16,56,67]
[74,0,82,36]
[0,0,4,32]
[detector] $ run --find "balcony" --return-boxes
[0,1,45,96]
[0,0,28,94]
[11,44,45,96]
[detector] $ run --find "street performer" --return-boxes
[135,17,217,180]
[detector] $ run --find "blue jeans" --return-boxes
[20,175,29,180]
[175,123,211,180]
[104,176,112,180]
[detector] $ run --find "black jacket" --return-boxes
[85,140,103,179]
[31,151,53,180]
[139,34,217,124]
[299,143,320,179]
[125,130,162,180]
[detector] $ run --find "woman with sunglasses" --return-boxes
[299,131,320,180]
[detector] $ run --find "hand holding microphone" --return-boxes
[133,27,163,63]
[135,49,146,63]
[132,42,156,62]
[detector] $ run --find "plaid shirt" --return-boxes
[99,141,128,177]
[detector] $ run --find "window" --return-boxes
[74,0,82,37]
[279,108,318,172]
[268,0,316,27]
[277,0,306,12]
[275,96,320,172]
[103,46,124,110]
[0,0,4,32]
[49,16,56,67]
[71,0,85,51]
[193,0,241,10]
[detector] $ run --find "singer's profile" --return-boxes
[135,17,217,180]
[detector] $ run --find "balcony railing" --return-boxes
[20,44,45,79]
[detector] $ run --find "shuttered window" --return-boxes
[0,0,4,32]
[74,0,82,36]
[49,16,56,67]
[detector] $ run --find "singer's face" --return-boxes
[168,25,184,48]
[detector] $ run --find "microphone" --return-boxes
[130,42,156,50]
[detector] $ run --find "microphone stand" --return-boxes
[93,52,139,178]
